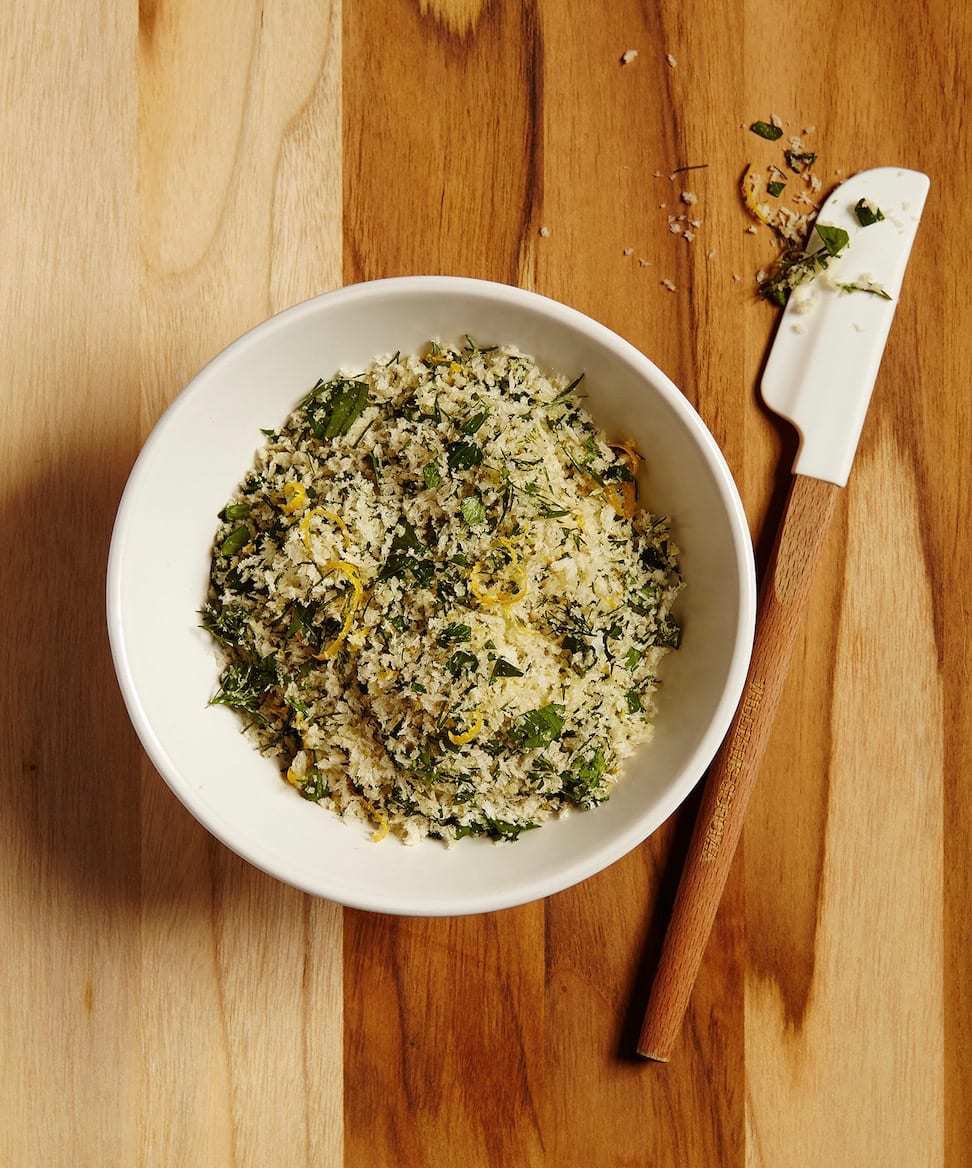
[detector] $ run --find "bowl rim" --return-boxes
[107,275,757,915]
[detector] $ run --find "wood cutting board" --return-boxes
[1,1,969,1164]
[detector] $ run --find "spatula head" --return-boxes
[760,167,930,486]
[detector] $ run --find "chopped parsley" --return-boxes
[447,650,478,678]
[836,280,892,301]
[458,410,489,435]
[512,704,565,750]
[784,148,816,174]
[750,120,783,141]
[438,622,472,646]
[760,223,850,307]
[447,440,483,471]
[303,378,369,439]
[854,197,885,227]
[460,496,487,527]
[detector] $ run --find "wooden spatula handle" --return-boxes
[637,473,841,1061]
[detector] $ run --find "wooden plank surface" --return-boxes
[1,1,969,1165]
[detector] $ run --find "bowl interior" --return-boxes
[109,278,754,914]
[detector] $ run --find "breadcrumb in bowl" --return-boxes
[108,277,755,915]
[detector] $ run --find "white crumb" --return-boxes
[689,218,703,228]
[622,247,634,256]
[803,125,816,134]
[680,191,698,205]
[770,113,784,128]
[745,225,758,234]
[653,170,665,178]
[731,273,742,282]
[538,225,551,238]
[683,230,695,242]
[661,278,677,291]
[668,220,684,235]
[621,49,638,65]
[666,53,677,67]
[638,258,650,267]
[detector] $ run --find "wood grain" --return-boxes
[0,0,969,1165]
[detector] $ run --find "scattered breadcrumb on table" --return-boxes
[622,247,634,256]
[661,278,676,292]
[620,49,638,64]
[538,225,551,237]
[665,53,677,67]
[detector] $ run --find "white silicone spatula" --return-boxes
[637,167,930,1062]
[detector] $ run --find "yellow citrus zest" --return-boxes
[740,164,773,226]
[448,711,485,746]
[470,539,528,607]
[313,559,363,659]
[282,481,308,514]
[370,809,389,843]
[495,537,519,568]
[300,507,350,556]
[449,361,462,373]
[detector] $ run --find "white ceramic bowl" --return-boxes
[107,277,755,916]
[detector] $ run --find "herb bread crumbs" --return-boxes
[204,341,682,845]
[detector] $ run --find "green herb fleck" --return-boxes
[460,496,487,527]
[760,223,851,307]
[854,197,885,227]
[380,517,434,586]
[491,657,524,680]
[512,704,565,750]
[784,148,817,173]
[219,525,251,557]
[815,223,850,256]
[209,659,277,716]
[750,120,783,140]
[221,502,251,521]
[446,649,478,678]
[624,647,642,671]
[561,746,608,807]
[447,440,483,471]
[422,461,441,489]
[303,379,369,440]
[200,602,249,647]
[766,180,786,198]
[626,689,643,713]
[438,622,472,646]
[836,281,892,301]
[298,769,328,801]
[459,410,488,436]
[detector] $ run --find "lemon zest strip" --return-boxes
[448,711,485,746]
[282,481,308,514]
[313,559,363,659]
[300,507,350,556]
